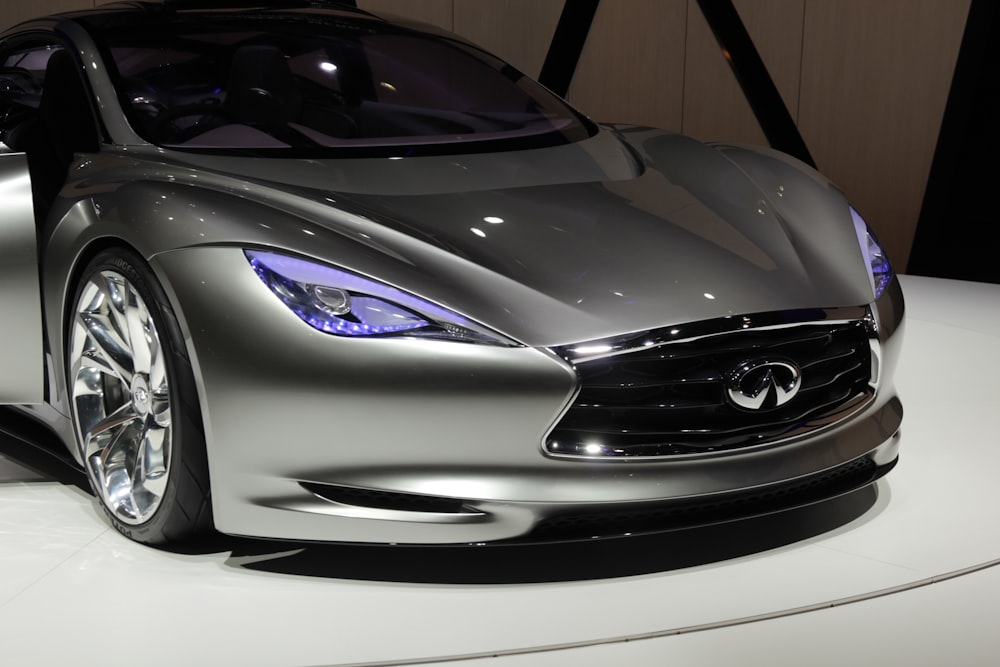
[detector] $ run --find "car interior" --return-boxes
[0,46,100,224]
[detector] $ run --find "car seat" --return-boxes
[223,44,303,133]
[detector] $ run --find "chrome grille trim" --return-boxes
[546,307,879,460]
[559,306,870,364]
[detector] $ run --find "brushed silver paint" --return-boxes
[29,131,903,543]
[149,247,903,543]
[0,153,42,403]
[2,6,905,545]
[54,127,875,349]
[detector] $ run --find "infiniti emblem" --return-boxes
[726,360,802,411]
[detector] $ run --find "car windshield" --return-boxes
[82,8,593,155]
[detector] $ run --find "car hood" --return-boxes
[142,128,875,347]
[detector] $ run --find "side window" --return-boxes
[0,42,61,150]
[0,39,100,222]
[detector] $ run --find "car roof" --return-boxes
[4,1,386,28]
[71,1,380,18]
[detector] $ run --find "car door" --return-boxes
[0,42,45,404]
[0,151,42,403]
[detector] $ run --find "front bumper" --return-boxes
[154,247,904,544]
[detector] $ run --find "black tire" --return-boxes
[67,247,212,544]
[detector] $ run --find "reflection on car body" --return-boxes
[0,0,903,547]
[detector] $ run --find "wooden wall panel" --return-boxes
[0,0,94,31]
[682,0,804,146]
[357,0,454,32]
[567,0,687,130]
[452,0,562,79]
[798,0,969,269]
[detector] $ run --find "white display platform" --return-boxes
[1,274,998,666]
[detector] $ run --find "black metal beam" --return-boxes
[538,0,601,98]
[696,0,815,167]
[908,0,999,281]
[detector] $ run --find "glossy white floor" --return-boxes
[1,274,999,667]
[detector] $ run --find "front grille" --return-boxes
[547,313,875,458]
[529,456,881,541]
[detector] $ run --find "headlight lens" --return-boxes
[246,250,512,345]
[850,207,893,299]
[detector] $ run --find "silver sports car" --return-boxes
[0,0,903,546]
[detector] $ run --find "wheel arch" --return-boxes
[51,235,189,428]
[59,240,214,542]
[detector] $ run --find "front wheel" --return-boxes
[67,248,212,544]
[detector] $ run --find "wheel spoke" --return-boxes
[148,337,167,400]
[150,386,171,428]
[78,343,122,379]
[136,421,169,499]
[89,417,138,514]
[125,292,154,377]
[97,273,130,346]
[102,465,134,514]
[77,310,134,386]
[84,402,138,461]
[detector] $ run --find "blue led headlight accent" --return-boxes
[246,250,511,344]
[850,207,893,299]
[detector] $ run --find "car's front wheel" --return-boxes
[67,248,212,544]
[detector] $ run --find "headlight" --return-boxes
[850,207,893,299]
[246,250,513,345]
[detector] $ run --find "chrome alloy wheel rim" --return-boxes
[69,270,172,525]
